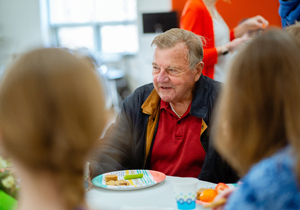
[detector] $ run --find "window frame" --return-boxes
[47,0,138,54]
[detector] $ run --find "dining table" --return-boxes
[86,175,231,210]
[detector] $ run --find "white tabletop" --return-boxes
[86,176,218,210]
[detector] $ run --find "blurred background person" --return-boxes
[0,48,106,210]
[279,0,300,28]
[212,29,300,209]
[180,0,269,82]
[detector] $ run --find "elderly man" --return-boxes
[90,28,238,183]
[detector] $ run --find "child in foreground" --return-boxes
[212,29,300,210]
[0,48,106,210]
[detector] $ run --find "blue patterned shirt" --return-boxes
[225,146,300,210]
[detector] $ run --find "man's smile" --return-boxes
[159,85,173,90]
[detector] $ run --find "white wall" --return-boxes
[133,0,172,88]
[0,0,50,66]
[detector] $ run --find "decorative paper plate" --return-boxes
[92,169,166,190]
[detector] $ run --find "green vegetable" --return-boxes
[124,174,143,180]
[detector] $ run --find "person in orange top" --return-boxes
[180,0,268,82]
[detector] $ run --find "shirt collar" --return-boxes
[160,99,169,110]
[160,99,192,119]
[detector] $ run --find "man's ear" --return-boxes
[194,62,204,82]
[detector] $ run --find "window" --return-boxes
[48,0,138,54]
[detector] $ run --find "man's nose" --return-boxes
[157,69,169,83]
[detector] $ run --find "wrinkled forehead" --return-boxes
[152,42,189,60]
[152,43,190,68]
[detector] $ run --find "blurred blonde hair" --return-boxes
[285,21,300,42]
[151,28,204,69]
[213,29,300,179]
[0,48,106,209]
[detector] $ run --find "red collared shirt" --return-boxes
[150,99,206,178]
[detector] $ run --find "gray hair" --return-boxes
[151,28,204,69]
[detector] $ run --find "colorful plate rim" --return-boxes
[92,169,166,191]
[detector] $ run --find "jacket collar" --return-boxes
[190,75,209,119]
[141,89,160,115]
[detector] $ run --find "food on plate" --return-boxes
[106,180,130,186]
[215,183,229,194]
[197,188,209,199]
[124,173,143,180]
[198,189,218,202]
[105,174,118,182]
[196,183,230,208]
